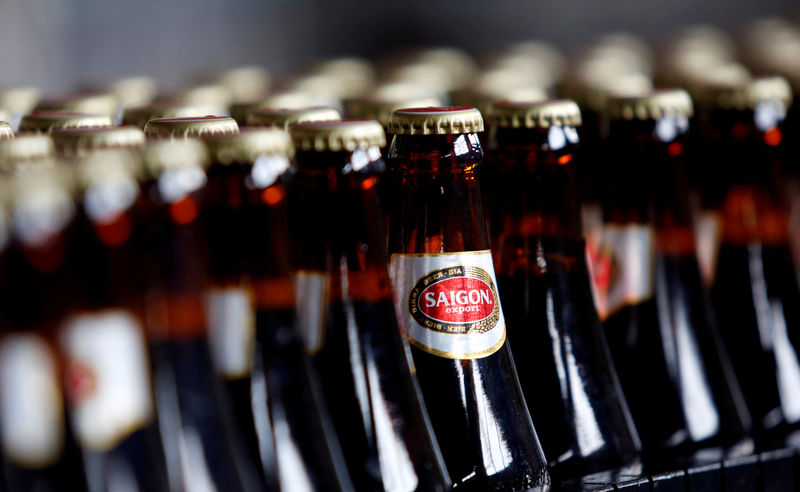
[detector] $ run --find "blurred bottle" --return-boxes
[102,76,158,110]
[288,119,450,492]
[18,112,113,134]
[34,91,120,121]
[213,66,271,104]
[229,91,320,127]
[168,82,234,118]
[387,106,549,491]
[589,90,752,465]
[484,98,641,479]
[60,150,170,492]
[690,74,800,447]
[0,86,40,130]
[0,168,89,492]
[344,83,442,131]
[51,126,146,158]
[284,57,375,108]
[138,117,264,492]
[247,106,341,129]
[204,128,354,491]
[0,122,11,140]
[0,134,57,174]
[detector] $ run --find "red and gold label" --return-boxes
[390,250,506,359]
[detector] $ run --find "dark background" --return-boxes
[0,0,796,93]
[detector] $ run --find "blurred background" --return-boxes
[0,0,797,93]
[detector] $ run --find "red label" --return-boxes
[419,276,494,323]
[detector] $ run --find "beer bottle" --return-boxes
[387,106,549,491]
[139,118,263,492]
[122,101,222,129]
[288,119,451,492]
[592,90,752,464]
[0,168,89,492]
[18,112,113,134]
[60,149,170,492]
[103,76,158,109]
[51,126,146,158]
[690,75,800,447]
[214,66,270,104]
[485,98,641,479]
[205,128,354,491]
[247,106,341,129]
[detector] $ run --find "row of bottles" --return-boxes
[0,16,800,492]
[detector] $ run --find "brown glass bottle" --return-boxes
[592,90,752,466]
[484,99,641,480]
[0,168,89,492]
[60,150,170,492]
[202,128,354,491]
[288,120,450,492]
[139,117,263,492]
[690,76,800,447]
[387,106,549,491]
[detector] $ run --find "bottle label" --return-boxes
[0,334,64,467]
[206,287,255,379]
[586,224,655,320]
[390,250,506,359]
[294,271,329,355]
[60,310,155,452]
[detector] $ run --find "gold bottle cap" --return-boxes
[173,82,234,108]
[498,41,567,85]
[381,48,477,93]
[247,106,341,129]
[121,101,221,129]
[144,116,239,139]
[450,69,550,117]
[261,90,318,109]
[73,149,144,190]
[52,125,146,157]
[18,112,114,133]
[344,84,443,127]
[104,76,158,108]
[0,122,12,140]
[290,120,386,152]
[215,66,271,102]
[143,139,210,178]
[34,91,120,117]
[204,128,293,165]
[0,134,56,170]
[291,57,375,99]
[605,89,694,120]
[488,99,582,129]
[388,106,484,135]
[0,86,41,114]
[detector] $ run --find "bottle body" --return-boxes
[388,130,549,491]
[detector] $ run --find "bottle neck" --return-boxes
[387,133,488,254]
[486,126,582,239]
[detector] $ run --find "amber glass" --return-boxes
[210,154,353,492]
[691,103,800,448]
[288,144,451,492]
[387,132,549,491]
[485,124,641,480]
[62,163,171,492]
[135,165,263,492]
[0,186,89,492]
[598,115,751,467]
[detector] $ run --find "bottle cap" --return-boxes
[247,106,341,129]
[693,69,793,110]
[204,128,293,165]
[144,116,239,139]
[52,125,146,157]
[173,82,234,108]
[496,41,567,85]
[289,57,375,99]
[290,120,386,152]
[121,101,221,129]
[381,48,476,93]
[0,134,56,171]
[605,89,694,120]
[142,139,209,178]
[34,91,120,117]
[344,84,443,127]
[104,76,158,108]
[388,106,484,135]
[215,66,270,102]
[0,86,40,114]
[0,122,12,140]
[449,69,549,117]
[488,99,582,128]
[18,112,114,133]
